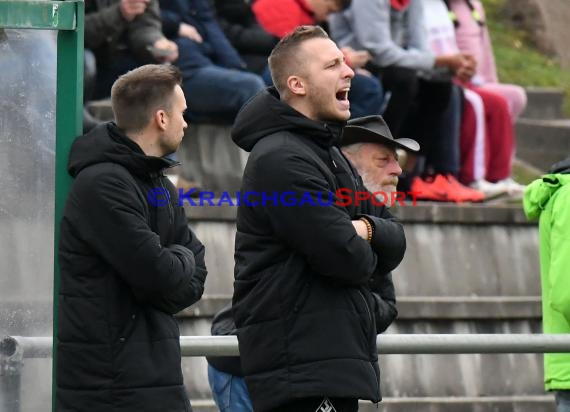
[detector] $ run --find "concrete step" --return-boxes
[512,157,544,184]
[515,118,570,171]
[190,396,555,412]
[88,87,566,122]
[185,203,540,298]
[522,87,565,120]
[178,296,542,321]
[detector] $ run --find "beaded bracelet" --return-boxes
[359,217,373,243]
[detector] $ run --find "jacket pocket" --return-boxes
[349,288,375,345]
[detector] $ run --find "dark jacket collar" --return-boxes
[68,122,177,178]
[231,87,345,152]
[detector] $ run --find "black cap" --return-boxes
[341,115,420,152]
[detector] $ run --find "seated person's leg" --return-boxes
[426,83,461,177]
[260,65,273,86]
[182,65,265,123]
[378,66,419,138]
[481,82,527,121]
[408,80,484,202]
[93,52,139,99]
[348,73,383,119]
[472,87,513,183]
[459,88,486,186]
[208,364,253,412]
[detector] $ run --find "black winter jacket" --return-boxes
[56,123,207,412]
[231,88,405,411]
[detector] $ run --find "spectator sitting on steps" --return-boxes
[85,0,178,99]
[158,0,266,124]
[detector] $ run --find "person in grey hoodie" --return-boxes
[329,0,474,136]
[329,0,482,203]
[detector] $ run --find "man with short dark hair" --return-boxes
[231,26,407,412]
[57,64,207,412]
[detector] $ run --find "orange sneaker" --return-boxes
[445,174,485,203]
[410,175,453,202]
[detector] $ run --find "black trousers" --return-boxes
[374,65,461,177]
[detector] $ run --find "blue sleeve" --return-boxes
[200,3,246,69]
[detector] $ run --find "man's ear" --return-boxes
[286,75,307,96]
[154,109,168,131]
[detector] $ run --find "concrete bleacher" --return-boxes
[517,87,570,172]
[81,88,569,410]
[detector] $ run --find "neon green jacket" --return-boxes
[523,169,570,390]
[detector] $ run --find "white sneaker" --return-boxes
[469,179,509,199]
[495,177,526,198]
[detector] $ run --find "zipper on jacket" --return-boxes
[158,175,173,224]
[359,288,382,400]
[357,289,372,321]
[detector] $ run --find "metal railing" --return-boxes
[2,334,570,360]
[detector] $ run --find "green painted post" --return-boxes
[0,1,77,30]
[52,1,84,410]
[0,0,83,409]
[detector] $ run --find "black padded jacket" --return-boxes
[231,88,405,411]
[56,123,207,412]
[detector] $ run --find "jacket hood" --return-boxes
[548,155,570,174]
[68,122,176,178]
[523,172,570,221]
[231,87,345,152]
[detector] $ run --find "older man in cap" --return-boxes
[341,115,420,204]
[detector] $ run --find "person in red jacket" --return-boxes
[253,0,347,38]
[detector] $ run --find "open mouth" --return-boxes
[336,88,349,102]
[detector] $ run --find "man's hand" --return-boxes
[150,38,179,63]
[120,0,149,21]
[178,23,203,43]
[352,219,369,241]
[342,47,371,69]
[435,52,476,81]
[457,53,476,81]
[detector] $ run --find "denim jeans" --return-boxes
[93,52,139,99]
[556,391,570,412]
[208,364,253,412]
[349,73,384,119]
[178,65,265,124]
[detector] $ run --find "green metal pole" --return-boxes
[52,1,84,410]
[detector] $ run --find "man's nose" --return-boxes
[391,158,403,176]
[343,62,355,79]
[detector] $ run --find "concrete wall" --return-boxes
[178,203,549,411]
